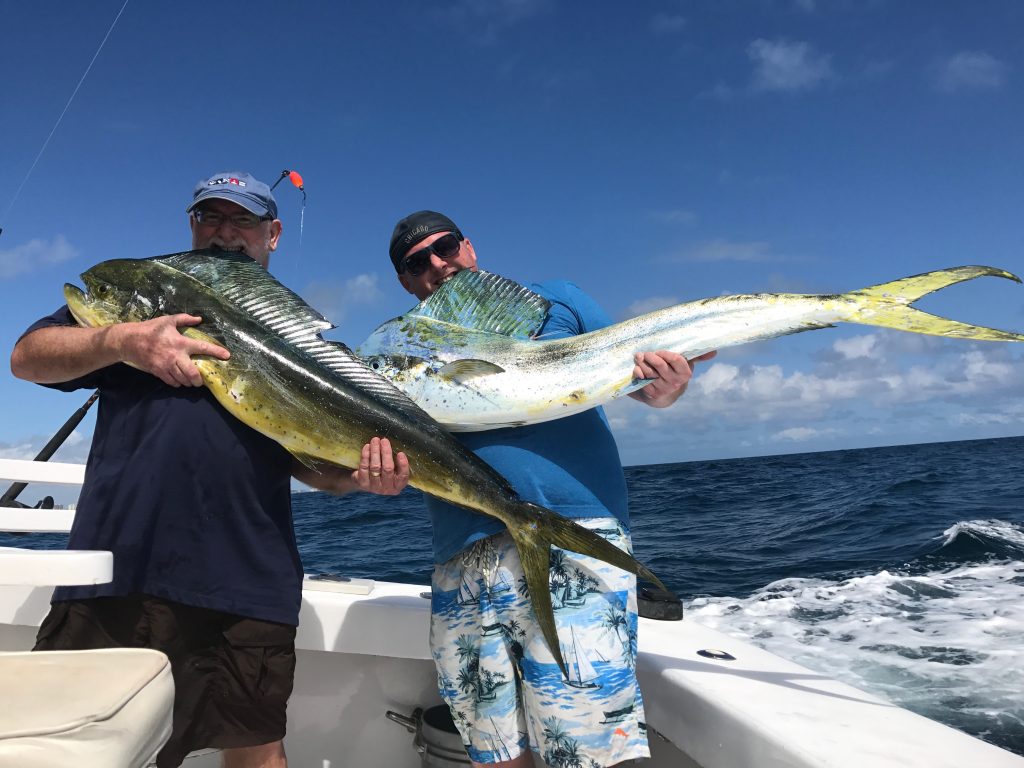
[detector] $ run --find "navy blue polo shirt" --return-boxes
[23,308,302,625]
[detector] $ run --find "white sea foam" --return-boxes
[686,558,1024,746]
[940,518,1024,549]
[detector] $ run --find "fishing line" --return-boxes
[0,0,131,237]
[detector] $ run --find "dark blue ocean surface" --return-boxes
[296,436,1023,597]
[5,436,1023,755]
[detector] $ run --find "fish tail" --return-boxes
[506,502,665,678]
[840,266,1024,341]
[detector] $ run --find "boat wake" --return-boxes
[686,519,1024,756]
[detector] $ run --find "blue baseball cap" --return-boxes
[186,172,278,219]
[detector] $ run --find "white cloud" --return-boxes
[934,51,1008,92]
[302,273,385,327]
[623,296,680,317]
[607,338,1024,458]
[748,39,833,93]
[650,13,686,34]
[673,239,776,263]
[833,334,881,360]
[772,426,830,443]
[649,209,697,226]
[436,0,550,42]
[0,441,37,460]
[0,429,87,462]
[0,235,77,279]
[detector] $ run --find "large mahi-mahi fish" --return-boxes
[62,249,661,678]
[357,267,1024,431]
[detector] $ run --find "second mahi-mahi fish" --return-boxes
[62,249,661,678]
[357,266,1024,431]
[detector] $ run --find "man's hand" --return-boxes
[115,314,230,387]
[629,350,717,408]
[294,437,410,496]
[351,437,410,495]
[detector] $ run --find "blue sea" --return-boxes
[5,436,1022,756]
[292,435,1024,757]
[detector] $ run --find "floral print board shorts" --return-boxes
[430,518,650,766]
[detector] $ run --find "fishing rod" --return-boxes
[0,390,99,509]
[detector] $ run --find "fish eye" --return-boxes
[369,359,381,370]
[95,284,111,297]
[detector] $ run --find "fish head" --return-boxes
[64,259,170,329]
[361,353,430,386]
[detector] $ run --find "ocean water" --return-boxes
[292,435,1024,757]
[5,436,1022,755]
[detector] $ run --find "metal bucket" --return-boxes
[386,705,471,767]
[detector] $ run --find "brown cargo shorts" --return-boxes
[34,595,296,768]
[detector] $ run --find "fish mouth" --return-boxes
[63,283,105,328]
[64,283,87,303]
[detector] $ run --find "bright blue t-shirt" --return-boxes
[426,280,629,564]
[23,307,303,626]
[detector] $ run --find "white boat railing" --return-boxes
[0,459,109,585]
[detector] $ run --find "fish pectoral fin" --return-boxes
[288,450,337,474]
[180,326,226,352]
[437,359,505,383]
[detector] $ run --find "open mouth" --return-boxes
[209,244,247,254]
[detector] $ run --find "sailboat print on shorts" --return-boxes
[561,624,602,689]
[457,570,512,606]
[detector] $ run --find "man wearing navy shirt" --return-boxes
[387,211,713,768]
[10,172,409,768]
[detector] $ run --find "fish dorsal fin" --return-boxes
[154,250,442,422]
[154,249,334,345]
[409,269,551,339]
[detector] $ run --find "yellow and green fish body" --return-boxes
[357,267,1024,431]
[64,249,662,677]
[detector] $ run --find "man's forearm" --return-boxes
[10,325,127,384]
[293,464,361,495]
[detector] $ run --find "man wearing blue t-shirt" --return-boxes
[10,172,409,768]
[387,211,713,768]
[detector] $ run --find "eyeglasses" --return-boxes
[192,208,272,229]
[399,232,464,276]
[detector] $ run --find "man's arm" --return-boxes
[11,315,230,387]
[293,437,410,496]
[628,350,717,408]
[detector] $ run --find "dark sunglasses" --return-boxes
[399,232,464,276]
[192,208,272,229]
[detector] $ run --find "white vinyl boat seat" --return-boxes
[0,648,174,768]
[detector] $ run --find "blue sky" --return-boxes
[2,0,1023,484]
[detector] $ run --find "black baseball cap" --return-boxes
[389,210,462,272]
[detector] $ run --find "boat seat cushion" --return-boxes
[0,648,173,768]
